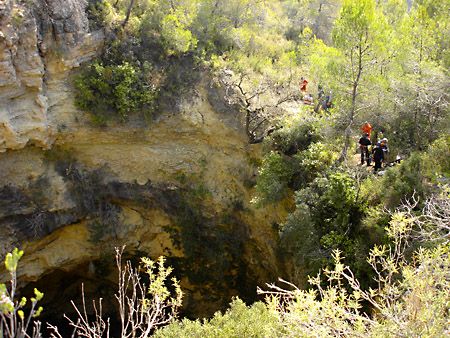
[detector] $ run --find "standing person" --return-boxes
[314,85,325,113]
[372,142,384,172]
[325,91,333,110]
[318,84,324,100]
[380,138,389,163]
[358,133,371,165]
[361,122,373,138]
[300,77,308,96]
[321,91,333,111]
[376,129,385,143]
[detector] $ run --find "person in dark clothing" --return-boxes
[318,85,324,100]
[380,138,389,162]
[372,142,384,172]
[315,85,325,113]
[322,91,333,111]
[358,133,372,165]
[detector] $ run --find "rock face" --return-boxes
[0,0,287,321]
[0,0,102,152]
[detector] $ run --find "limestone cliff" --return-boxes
[0,0,287,320]
[0,0,102,152]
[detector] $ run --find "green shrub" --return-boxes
[154,298,280,338]
[265,117,323,155]
[281,171,370,283]
[161,14,198,55]
[253,151,296,206]
[253,116,329,206]
[381,153,427,208]
[86,0,113,30]
[292,141,339,186]
[74,61,157,123]
[422,135,450,181]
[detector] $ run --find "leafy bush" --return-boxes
[161,14,198,55]
[292,141,338,186]
[281,171,371,284]
[74,61,157,123]
[422,135,450,181]
[154,298,280,338]
[265,117,323,156]
[253,151,296,206]
[253,116,329,206]
[86,0,113,30]
[381,153,427,208]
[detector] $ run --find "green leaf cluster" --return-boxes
[254,116,328,205]
[154,298,280,338]
[253,151,296,206]
[4,248,23,273]
[281,171,370,280]
[1,249,44,337]
[74,61,157,123]
[141,256,183,311]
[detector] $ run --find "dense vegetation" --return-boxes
[2,0,449,336]
[75,0,307,130]
[247,0,449,289]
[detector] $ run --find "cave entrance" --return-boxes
[18,259,119,336]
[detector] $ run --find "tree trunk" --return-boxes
[338,42,363,162]
[245,108,252,141]
[121,0,135,28]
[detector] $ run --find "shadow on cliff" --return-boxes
[1,149,276,328]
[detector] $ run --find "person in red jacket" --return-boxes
[361,122,373,138]
[300,77,308,95]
